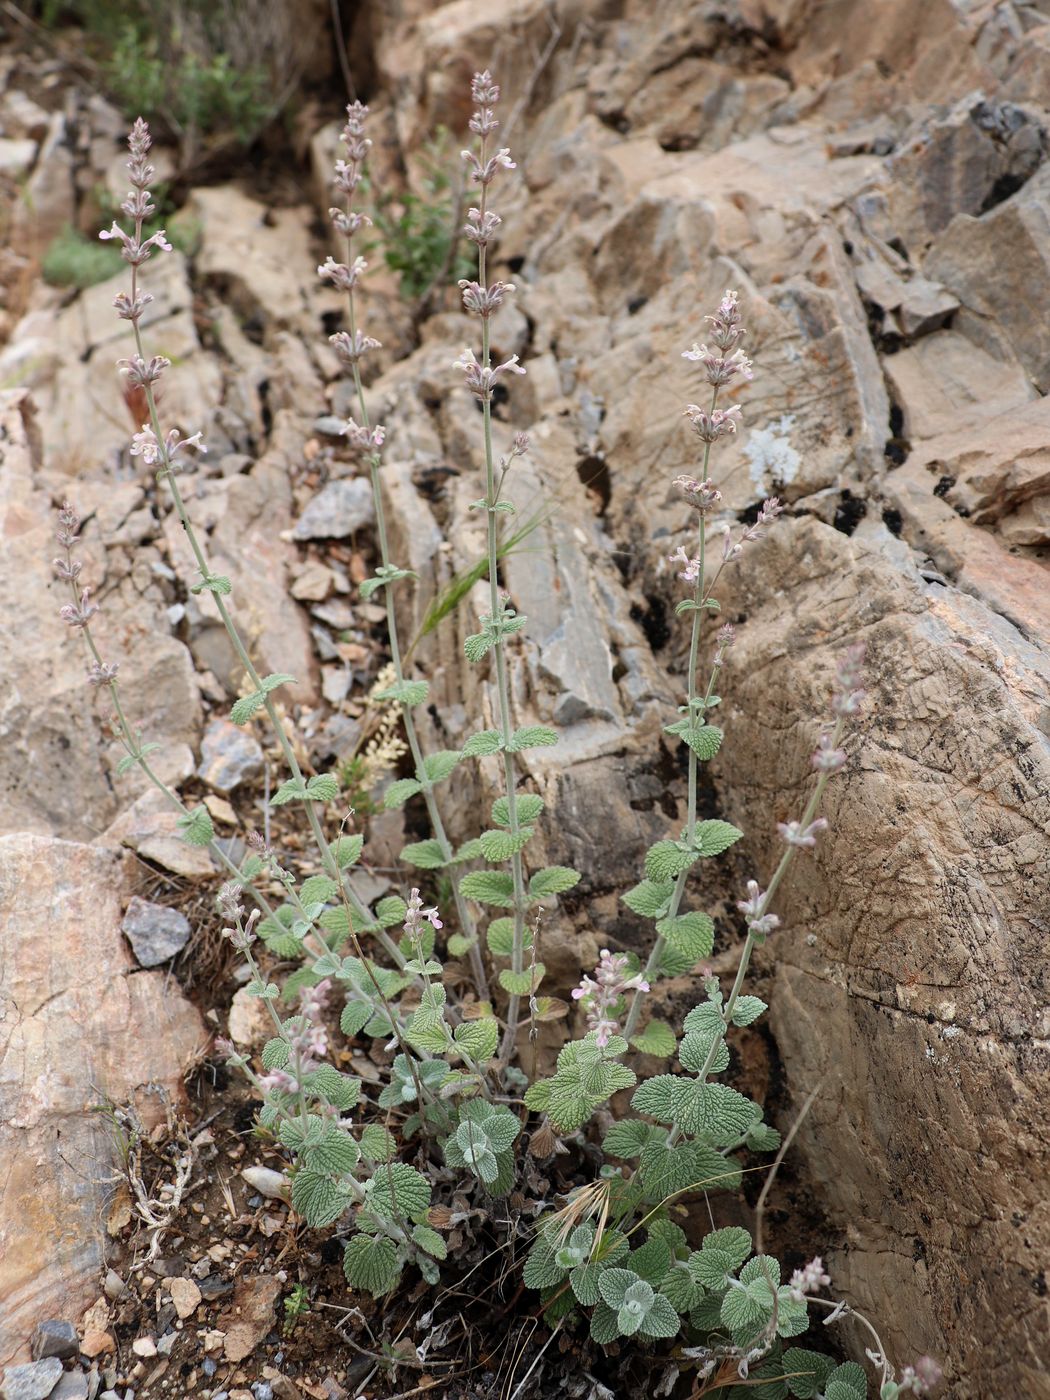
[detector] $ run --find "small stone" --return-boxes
[290,562,334,603]
[197,719,264,793]
[241,1166,288,1201]
[79,1332,114,1360]
[121,896,191,968]
[293,479,374,541]
[310,598,354,631]
[321,667,351,705]
[204,794,238,826]
[50,1373,89,1400]
[167,1276,203,1320]
[198,1276,234,1301]
[252,1385,274,1400]
[0,1357,63,1400]
[0,138,38,177]
[131,1338,157,1359]
[227,986,270,1046]
[202,1360,218,1378]
[31,1319,79,1361]
[103,1269,126,1300]
[156,1332,178,1356]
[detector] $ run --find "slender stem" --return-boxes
[623,388,719,1041]
[339,170,489,1002]
[462,142,529,1062]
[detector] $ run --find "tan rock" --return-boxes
[228,986,272,1048]
[219,1274,281,1363]
[0,835,204,1366]
[78,1332,114,1359]
[166,1277,202,1320]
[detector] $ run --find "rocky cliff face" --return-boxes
[1,0,1047,1391]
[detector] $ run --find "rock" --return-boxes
[0,138,37,176]
[219,1275,281,1363]
[240,1167,289,1202]
[29,1322,77,1362]
[121,896,192,967]
[11,112,75,253]
[882,330,1035,441]
[197,719,264,793]
[49,1374,88,1400]
[292,478,375,541]
[166,1277,202,1321]
[227,987,271,1047]
[102,1272,124,1302]
[0,835,203,1366]
[925,165,1050,391]
[0,1357,63,1400]
[289,562,334,602]
[0,392,201,845]
[77,1335,112,1361]
[130,1338,156,1358]
[99,790,215,880]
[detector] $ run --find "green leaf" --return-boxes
[547,1081,596,1134]
[825,1363,867,1400]
[306,773,340,801]
[331,834,364,869]
[422,750,461,782]
[400,838,446,870]
[704,1226,753,1269]
[412,1224,448,1260]
[732,995,768,1026]
[597,1267,639,1311]
[359,1125,398,1162]
[529,866,581,898]
[303,1067,360,1112]
[622,879,675,919]
[190,573,232,596]
[375,895,407,926]
[783,1349,836,1400]
[177,807,214,847]
[746,1120,782,1152]
[645,840,697,881]
[485,917,514,957]
[630,1237,672,1286]
[261,1037,290,1070]
[506,725,559,752]
[668,722,723,760]
[460,870,516,907]
[692,819,745,856]
[522,1079,552,1113]
[499,965,545,996]
[630,1076,679,1124]
[343,1234,401,1296]
[523,1241,567,1290]
[630,1020,677,1058]
[270,778,308,807]
[493,792,544,827]
[300,874,338,906]
[479,826,533,861]
[589,1300,620,1344]
[638,1292,681,1339]
[453,1017,499,1062]
[656,910,715,960]
[340,1000,372,1037]
[570,1260,604,1306]
[230,690,267,725]
[291,1170,349,1228]
[464,632,495,662]
[383,778,423,809]
[116,742,160,776]
[375,678,429,707]
[446,933,475,957]
[260,672,296,693]
[367,1162,431,1221]
[462,728,503,756]
[602,1119,652,1159]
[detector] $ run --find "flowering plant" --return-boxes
[50,78,941,1400]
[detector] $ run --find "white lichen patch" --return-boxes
[743,413,802,491]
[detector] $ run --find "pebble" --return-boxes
[202,1361,217,1378]
[292,478,374,541]
[197,719,264,793]
[121,896,191,968]
[31,1320,79,1361]
[252,1385,274,1400]
[289,562,334,603]
[79,1332,114,1360]
[50,1373,89,1400]
[131,1338,156,1358]
[0,1357,63,1400]
[103,1271,125,1301]
[167,1277,202,1320]
[240,1167,287,1201]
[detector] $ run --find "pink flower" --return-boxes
[129,424,206,470]
[682,342,753,386]
[452,347,526,401]
[99,223,172,266]
[318,255,367,291]
[329,330,381,365]
[684,403,741,442]
[672,475,722,512]
[461,146,516,186]
[342,418,386,455]
[464,208,502,246]
[459,279,515,318]
[777,817,828,849]
[736,879,780,937]
[573,949,649,1045]
[669,545,702,583]
[811,732,847,772]
[788,1256,831,1303]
